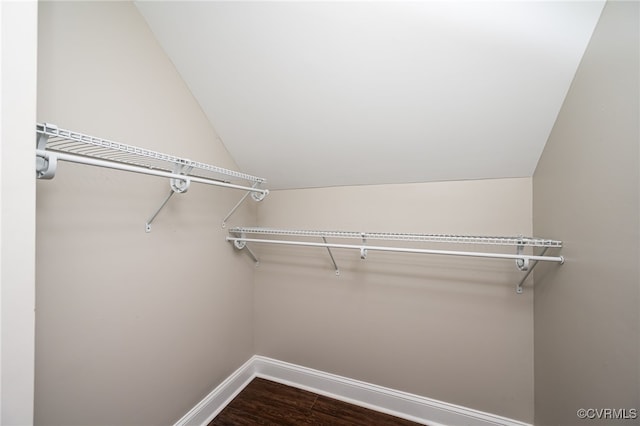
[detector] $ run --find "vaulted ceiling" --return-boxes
[135,1,605,190]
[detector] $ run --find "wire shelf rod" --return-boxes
[36,149,269,196]
[37,123,266,184]
[228,227,562,248]
[226,237,565,264]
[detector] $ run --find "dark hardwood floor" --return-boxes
[209,377,422,426]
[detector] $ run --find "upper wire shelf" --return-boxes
[36,123,265,185]
[36,123,269,231]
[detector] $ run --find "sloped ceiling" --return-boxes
[136,1,605,190]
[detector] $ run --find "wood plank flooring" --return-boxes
[209,377,422,426]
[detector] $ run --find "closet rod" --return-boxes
[36,149,268,195]
[226,236,565,264]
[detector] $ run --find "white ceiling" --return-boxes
[136,1,605,190]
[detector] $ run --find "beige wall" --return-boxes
[533,1,639,425]
[35,2,257,425]
[254,178,536,423]
[1,1,38,424]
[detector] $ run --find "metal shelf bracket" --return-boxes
[516,248,565,294]
[145,164,193,232]
[360,233,368,260]
[322,237,340,276]
[222,182,269,228]
[36,128,56,179]
[231,232,259,265]
[515,242,530,272]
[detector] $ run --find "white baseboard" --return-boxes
[173,357,256,426]
[174,355,532,426]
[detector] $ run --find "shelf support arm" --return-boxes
[222,181,266,228]
[322,237,340,276]
[231,233,259,265]
[145,190,175,233]
[243,244,259,265]
[516,247,556,294]
[145,164,192,232]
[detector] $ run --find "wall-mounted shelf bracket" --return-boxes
[322,237,340,276]
[169,164,193,193]
[145,164,193,232]
[360,233,368,260]
[36,128,56,179]
[232,232,259,265]
[516,247,564,294]
[146,190,175,232]
[222,181,268,228]
[515,241,530,271]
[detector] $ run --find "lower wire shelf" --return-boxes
[227,227,564,294]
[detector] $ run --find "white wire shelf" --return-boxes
[227,227,564,293]
[36,123,266,185]
[36,123,269,231]
[228,227,562,248]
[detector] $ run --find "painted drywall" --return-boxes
[35,2,258,425]
[0,1,38,424]
[253,178,536,423]
[533,1,640,425]
[135,1,606,190]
